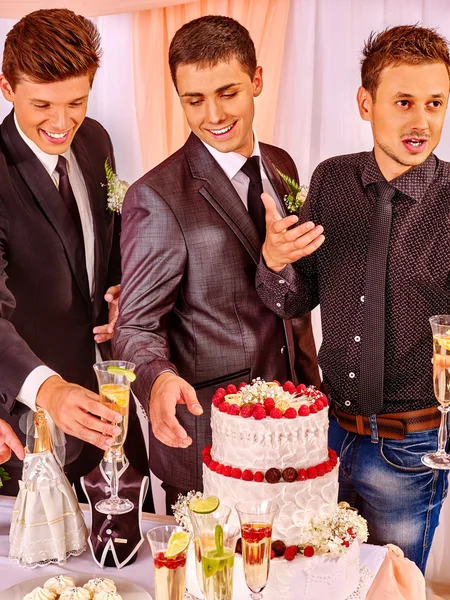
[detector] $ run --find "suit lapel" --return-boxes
[185,134,261,263]
[1,111,91,306]
[261,151,290,217]
[71,135,107,320]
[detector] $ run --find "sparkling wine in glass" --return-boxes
[235,501,278,600]
[189,505,231,596]
[198,523,240,600]
[422,315,450,469]
[93,360,135,514]
[147,525,187,600]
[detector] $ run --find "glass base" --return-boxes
[421,452,450,470]
[95,497,134,515]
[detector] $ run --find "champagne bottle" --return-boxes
[33,409,53,453]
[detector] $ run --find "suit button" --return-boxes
[106,529,112,535]
[0,394,6,404]
[281,346,286,354]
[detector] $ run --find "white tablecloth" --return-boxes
[0,495,386,598]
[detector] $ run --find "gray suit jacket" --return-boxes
[115,133,319,491]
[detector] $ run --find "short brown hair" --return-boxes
[169,15,257,89]
[361,25,450,98]
[2,8,101,90]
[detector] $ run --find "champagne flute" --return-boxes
[422,315,450,469]
[197,523,240,600]
[189,505,231,596]
[147,525,187,600]
[93,360,135,514]
[235,500,278,600]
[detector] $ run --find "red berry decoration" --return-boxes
[264,398,276,411]
[223,465,232,477]
[282,467,298,482]
[303,546,315,558]
[253,406,267,420]
[226,384,237,394]
[219,402,229,413]
[209,461,218,472]
[253,471,264,482]
[297,384,307,394]
[228,404,240,416]
[212,394,224,407]
[238,382,247,391]
[202,445,212,456]
[242,469,254,481]
[283,381,296,392]
[203,455,211,467]
[271,540,286,557]
[270,549,275,560]
[320,394,329,406]
[297,468,307,481]
[284,545,298,561]
[265,468,282,483]
[270,408,283,419]
[315,399,324,411]
[284,407,297,419]
[240,405,253,418]
[215,387,226,397]
[307,466,318,479]
[309,404,318,414]
[298,404,310,417]
[231,467,242,479]
[216,464,224,475]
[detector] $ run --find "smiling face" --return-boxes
[175,58,263,157]
[357,62,450,180]
[0,74,90,154]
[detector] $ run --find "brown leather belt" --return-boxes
[332,403,441,440]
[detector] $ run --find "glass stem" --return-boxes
[110,451,119,502]
[437,405,450,455]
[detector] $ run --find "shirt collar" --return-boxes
[201,131,261,181]
[14,112,72,177]
[362,150,437,202]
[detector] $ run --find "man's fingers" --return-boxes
[155,420,192,448]
[0,444,12,464]
[181,385,203,416]
[262,192,284,224]
[82,396,123,424]
[0,421,25,461]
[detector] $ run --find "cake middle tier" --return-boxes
[210,405,330,471]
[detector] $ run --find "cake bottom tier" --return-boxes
[203,464,339,545]
[186,539,361,600]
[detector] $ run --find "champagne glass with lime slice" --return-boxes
[93,360,136,514]
[147,525,189,600]
[422,316,450,469]
[189,496,232,596]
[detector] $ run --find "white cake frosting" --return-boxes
[83,579,117,595]
[59,588,91,600]
[44,576,76,595]
[210,404,330,470]
[92,592,122,600]
[23,588,56,600]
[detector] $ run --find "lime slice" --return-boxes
[106,366,136,382]
[164,530,190,558]
[202,554,219,578]
[189,495,220,514]
[215,524,224,555]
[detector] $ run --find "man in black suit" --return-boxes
[0,8,150,499]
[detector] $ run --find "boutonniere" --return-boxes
[0,466,10,488]
[104,159,130,214]
[276,169,309,215]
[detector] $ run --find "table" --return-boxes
[0,495,415,599]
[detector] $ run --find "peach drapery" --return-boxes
[133,0,291,171]
[0,1,198,18]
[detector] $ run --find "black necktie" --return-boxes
[55,155,85,245]
[241,156,265,241]
[357,181,396,416]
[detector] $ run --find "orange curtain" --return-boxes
[133,0,291,171]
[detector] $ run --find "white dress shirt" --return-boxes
[14,115,96,410]
[202,133,279,208]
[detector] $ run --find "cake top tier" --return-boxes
[212,379,328,420]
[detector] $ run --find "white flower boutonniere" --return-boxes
[104,159,130,214]
[276,168,309,215]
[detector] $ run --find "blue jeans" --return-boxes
[328,416,449,573]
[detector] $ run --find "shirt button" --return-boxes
[106,529,112,535]
[278,279,285,284]
[349,372,355,379]
[360,295,365,302]
[345,400,351,407]
[354,336,360,342]
[276,302,281,308]
[281,345,285,354]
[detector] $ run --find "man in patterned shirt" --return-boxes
[256,25,450,571]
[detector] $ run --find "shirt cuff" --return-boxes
[16,366,61,411]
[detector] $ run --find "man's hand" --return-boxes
[93,284,121,343]
[36,376,122,451]
[261,193,325,272]
[0,419,25,464]
[150,372,203,448]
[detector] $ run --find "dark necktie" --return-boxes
[55,155,85,245]
[357,181,396,416]
[241,156,265,241]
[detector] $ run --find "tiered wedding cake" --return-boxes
[201,379,367,600]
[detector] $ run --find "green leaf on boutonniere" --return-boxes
[276,168,309,215]
[0,467,11,487]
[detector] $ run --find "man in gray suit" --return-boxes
[115,15,320,512]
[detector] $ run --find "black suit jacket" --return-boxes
[0,111,122,471]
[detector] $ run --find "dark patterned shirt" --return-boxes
[257,151,450,414]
